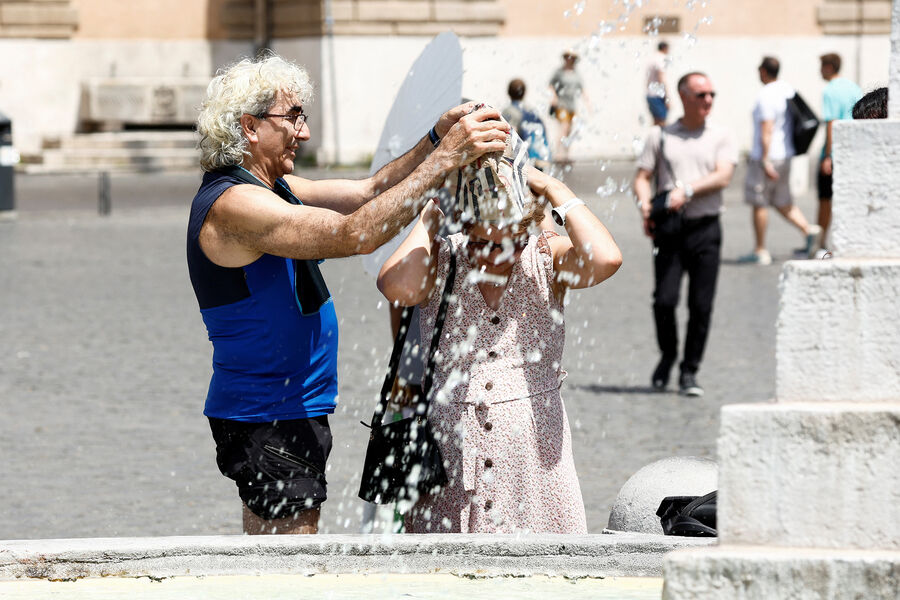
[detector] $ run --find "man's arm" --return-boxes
[200,107,508,267]
[760,120,779,180]
[665,160,735,210]
[287,102,484,214]
[821,120,834,176]
[634,168,654,237]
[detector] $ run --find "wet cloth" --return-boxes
[405,232,587,534]
[444,130,534,226]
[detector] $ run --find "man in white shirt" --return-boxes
[740,56,821,265]
[634,72,737,397]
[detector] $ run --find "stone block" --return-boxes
[0,533,713,580]
[776,259,900,402]
[664,545,900,600]
[433,1,505,22]
[83,79,210,126]
[607,457,717,535]
[832,119,900,258]
[716,403,900,549]
[0,3,76,26]
[357,1,431,22]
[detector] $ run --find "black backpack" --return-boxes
[787,92,819,155]
[657,490,717,537]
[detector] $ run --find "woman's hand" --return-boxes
[527,166,573,207]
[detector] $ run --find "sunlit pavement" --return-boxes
[0,161,818,539]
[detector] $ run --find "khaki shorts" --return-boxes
[744,159,792,208]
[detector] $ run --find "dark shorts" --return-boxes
[647,96,668,120]
[817,167,833,200]
[208,415,332,520]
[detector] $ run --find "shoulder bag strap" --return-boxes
[420,248,457,403]
[655,130,677,192]
[369,246,457,428]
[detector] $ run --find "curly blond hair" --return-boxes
[196,53,313,171]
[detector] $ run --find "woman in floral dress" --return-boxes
[377,160,621,534]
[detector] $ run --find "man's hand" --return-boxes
[431,105,509,172]
[640,202,653,237]
[820,156,833,176]
[434,101,480,138]
[763,160,779,181]
[667,187,687,211]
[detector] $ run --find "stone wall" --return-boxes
[0,0,77,38]
[221,0,505,39]
[818,0,893,34]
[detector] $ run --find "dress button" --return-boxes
[484,458,493,468]
[484,421,493,431]
[484,500,493,510]
[485,382,493,391]
[488,350,497,358]
[490,316,500,325]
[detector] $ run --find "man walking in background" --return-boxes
[646,41,670,127]
[740,56,821,265]
[634,72,737,397]
[817,53,862,253]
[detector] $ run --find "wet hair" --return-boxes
[508,79,526,101]
[197,52,313,172]
[820,53,841,73]
[759,56,780,78]
[658,41,669,52]
[852,87,888,120]
[677,71,708,94]
[454,193,546,238]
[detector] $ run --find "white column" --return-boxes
[663,2,900,597]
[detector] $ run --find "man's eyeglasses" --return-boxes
[695,91,716,99]
[257,111,309,130]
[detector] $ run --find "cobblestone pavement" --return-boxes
[0,162,818,539]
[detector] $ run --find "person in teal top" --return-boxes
[817,53,862,251]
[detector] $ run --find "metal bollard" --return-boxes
[98,171,111,215]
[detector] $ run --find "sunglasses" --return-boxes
[695,91,716,99]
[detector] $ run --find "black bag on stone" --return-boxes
[657,490,717,537]
[787,92,820,155]
[357,251,456,505]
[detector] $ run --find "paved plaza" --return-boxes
[0,161,819,539]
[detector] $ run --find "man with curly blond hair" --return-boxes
[187,53,508,535]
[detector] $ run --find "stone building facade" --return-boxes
[0,0,893,164]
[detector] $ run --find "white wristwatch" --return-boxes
[551,197,586,226]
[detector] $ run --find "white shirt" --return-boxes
[750,79,795,161]
[646,52,666,97]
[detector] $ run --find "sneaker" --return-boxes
[678,373,704,397]
[805,225,823,258]
[737,249,772,265]
[651,357,675,391]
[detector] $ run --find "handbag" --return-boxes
[648,131,684,238]
[787,92,819,155]
[358,250,457,504]
[656,490,717,537]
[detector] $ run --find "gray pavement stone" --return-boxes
[0,161,819,539]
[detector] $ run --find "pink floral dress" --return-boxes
[405,231,587,534]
